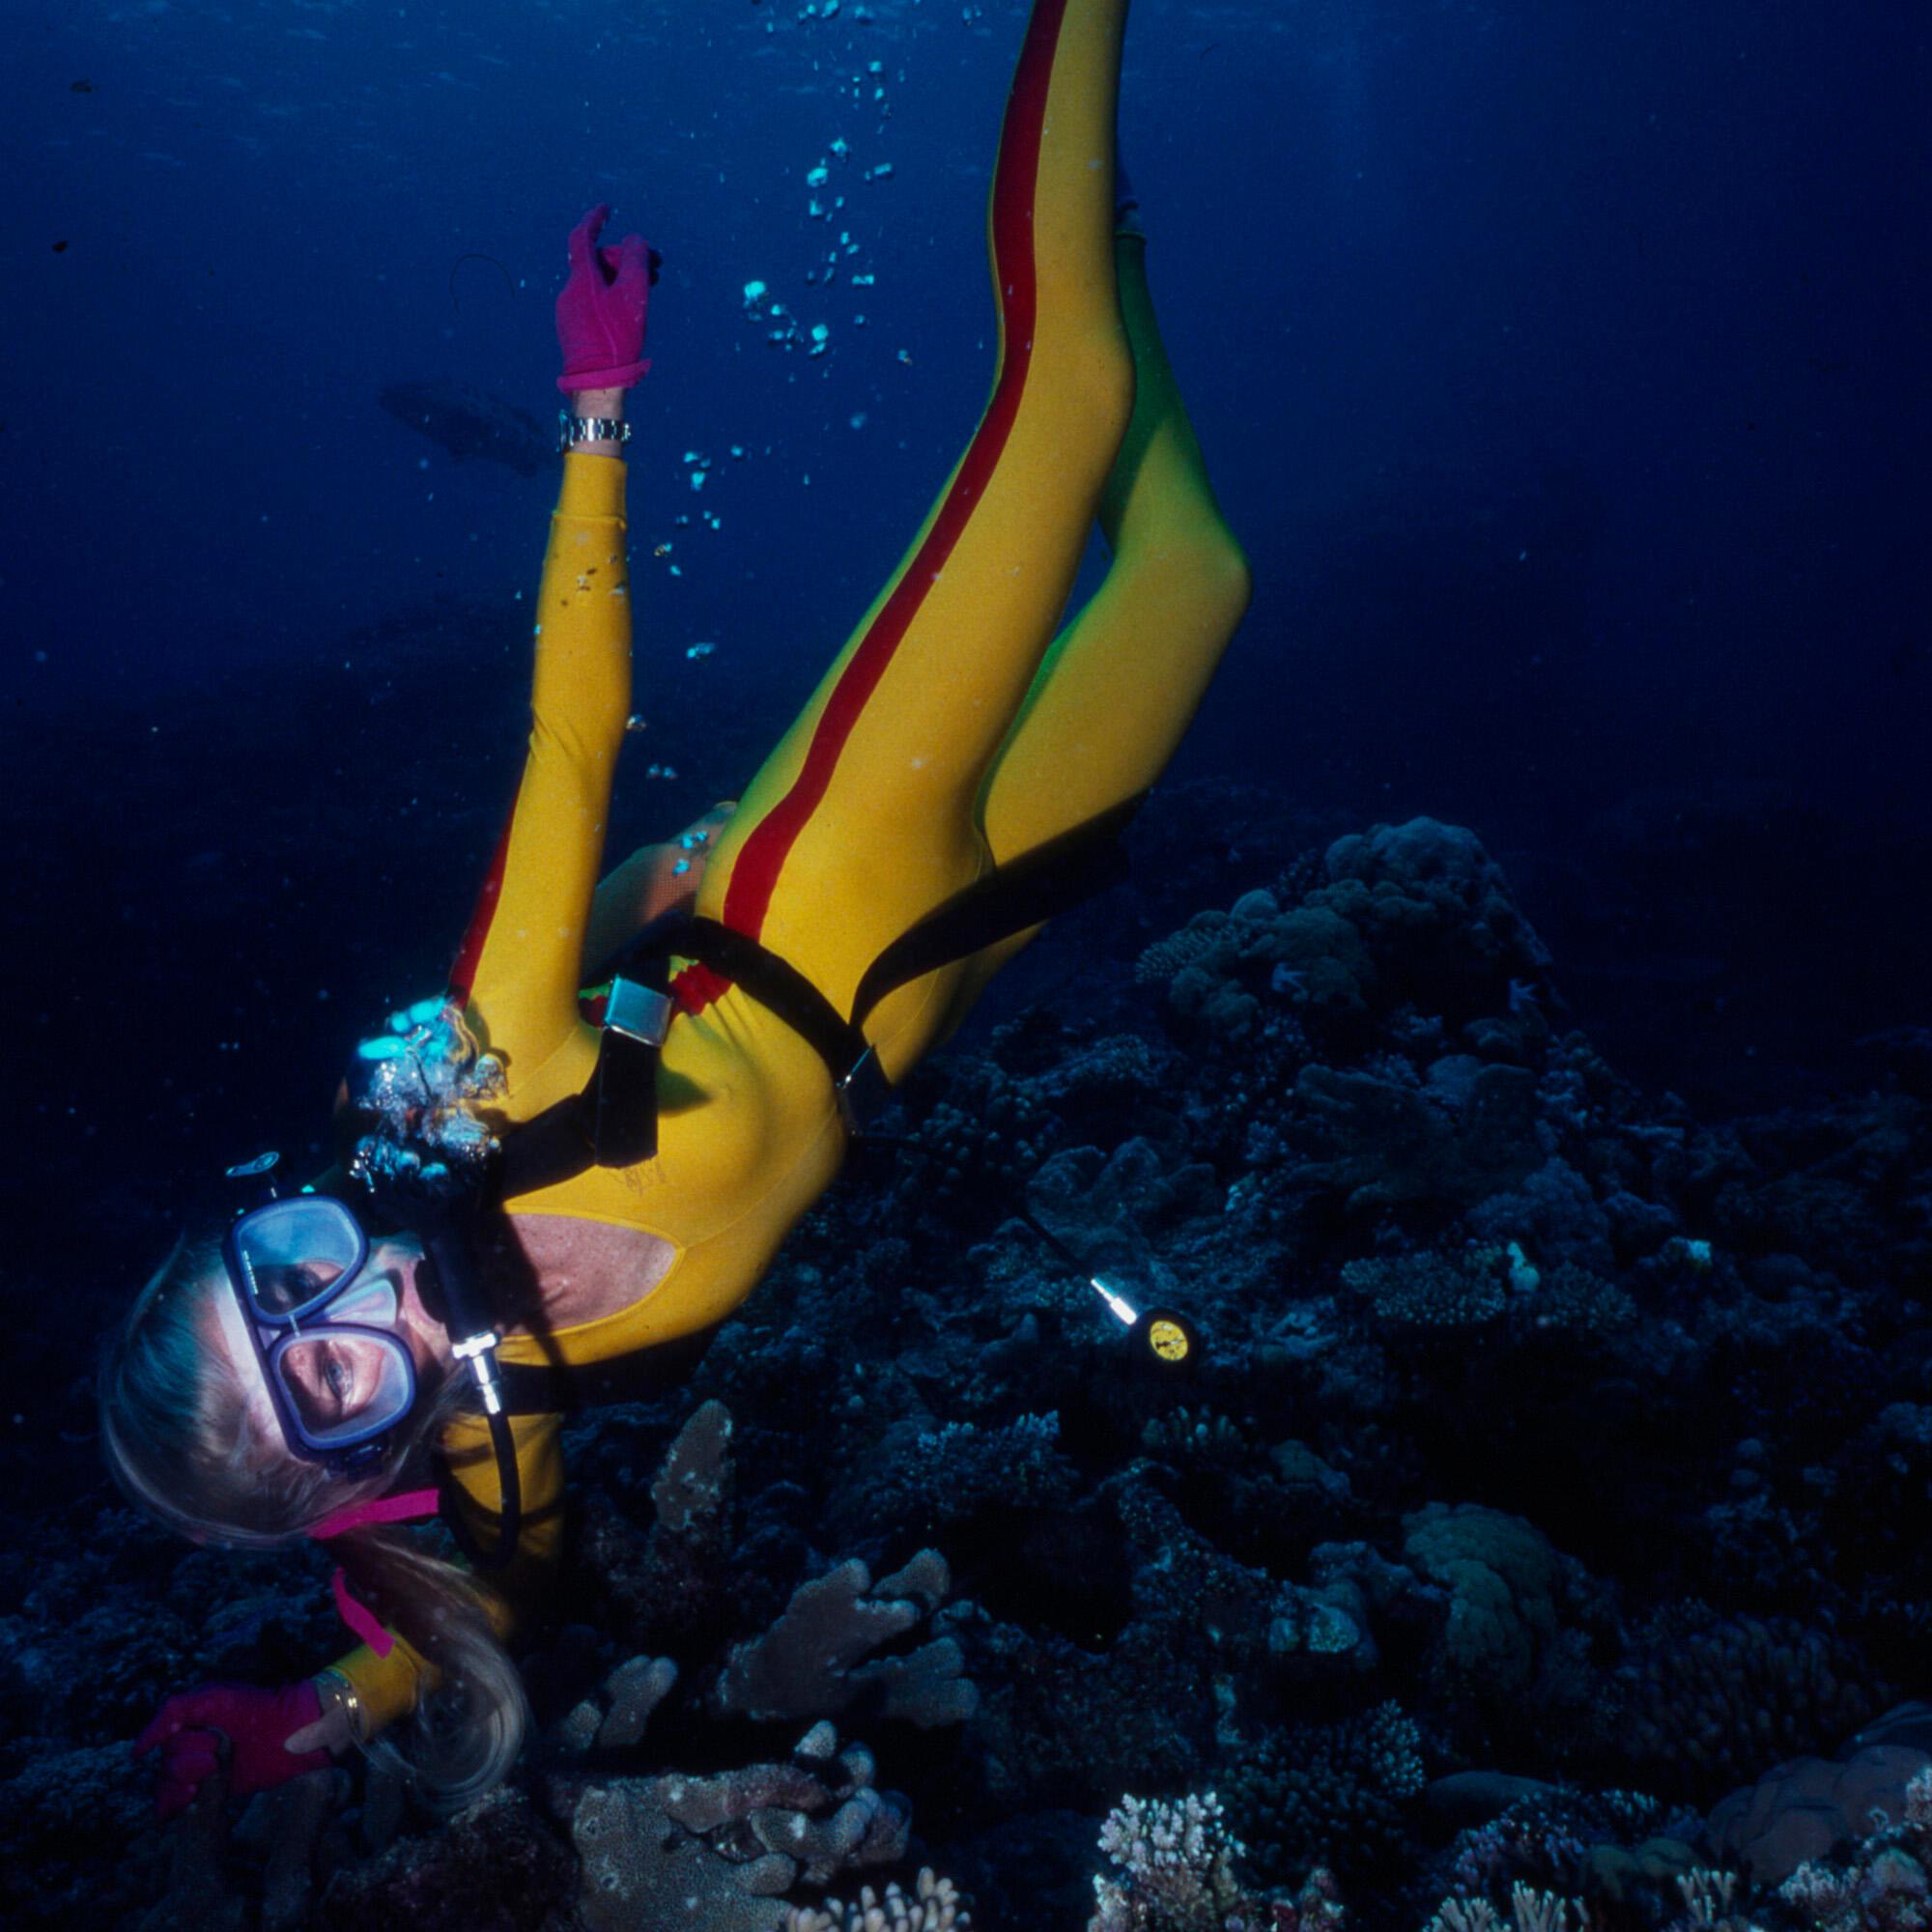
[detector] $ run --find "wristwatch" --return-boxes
[558,412,632,451]
[311,1668,365,1747]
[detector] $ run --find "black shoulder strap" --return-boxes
[678,916,872,1080]
[849,792,1141,1029]
[605,903,698,985]
[494,795,1144,1198]
[494,909,693,1201]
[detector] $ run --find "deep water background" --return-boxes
[2,4,1931,1918]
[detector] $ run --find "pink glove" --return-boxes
[555,204,658,393]
[135,1680,329,1822]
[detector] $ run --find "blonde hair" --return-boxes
[99,1232,529,1809]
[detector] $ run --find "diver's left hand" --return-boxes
[659,801,734,901]
[135,1680,331,1821]
[633,801,737,917]
[582,803,737,975]
[672,802,736,870]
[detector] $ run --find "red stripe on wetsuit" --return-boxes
[446,4,1068,1021]
[673,0,1068,1017]
[447,808,515,1004]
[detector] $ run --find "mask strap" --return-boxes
[330,1568,396,1657]
[308,1487,440,1540]
[309,1487,442,1659]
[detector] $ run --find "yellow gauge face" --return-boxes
[1147,1319,1191,1362]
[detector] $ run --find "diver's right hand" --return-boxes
[135,1680,330,1821]
[555,203,657,393]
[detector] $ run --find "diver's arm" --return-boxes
[316,1411,567,1743]
[448,443,636,1097]
[449,209,656,1104]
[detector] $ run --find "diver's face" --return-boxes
[204,1238,445,1443]
[270,1253,419,1437]
[275,1320,397,1436]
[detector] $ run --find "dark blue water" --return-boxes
[5,7,1932,1921]
[10,0,1923,747]
[11,3,1928,1110]
[7,0,1927,1464]
[6,0,1926,1464]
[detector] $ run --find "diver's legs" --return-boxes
[979,224,1253,859]
[692,0,1134,1048]
[917,216,1252,1027]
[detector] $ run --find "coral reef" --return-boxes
[784,1870,972,1932]
[1220,1703,1426,1882]
[712,1550,979,1728]
[566,1727,911,1932]
[14,796,1932,1931]
[1618,1617,1896,1804]
[1087,1792,1345,1932]
[1704,1704,1932,1885]
[1772,1763,1932,1931]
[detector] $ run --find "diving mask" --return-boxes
[219,1194,418,1473]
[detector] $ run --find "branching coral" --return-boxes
[867,1413,1079,1533]
[1087,1792,1346,1932]
[550,1653,681,1758]
[782,1869,971,1932]
[1522,1261,1638,1344]
[1137,916,1235,986]
[1421,1886,1592,1932]
[713,1550,978,1729]
[1220,1703,1425,1882]
[1090,1794,1248,1932]
[1341,1247,1511,1334]
[567,1725,912,1932]
[1618,1616,1896,1803]
[899,1053,1054,1210]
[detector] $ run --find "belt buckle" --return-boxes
[604,976,673,1047]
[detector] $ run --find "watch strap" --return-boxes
[557,412,633,452]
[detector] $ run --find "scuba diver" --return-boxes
[103,0,1252,1818]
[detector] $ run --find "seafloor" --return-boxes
[5,631,1931,1932]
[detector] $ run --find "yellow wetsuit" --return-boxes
[333,0,1252,1732]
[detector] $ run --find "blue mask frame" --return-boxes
[220,1194,419,1476]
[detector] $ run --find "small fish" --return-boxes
[378,379,548,476]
